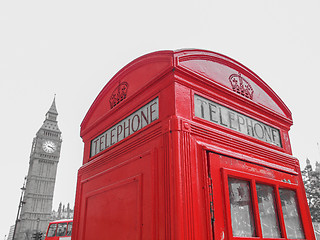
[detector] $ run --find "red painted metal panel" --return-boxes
[83,176,141,240]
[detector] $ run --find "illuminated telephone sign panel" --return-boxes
[73,50,315,240]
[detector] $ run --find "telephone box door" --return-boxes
[208,152,309,240]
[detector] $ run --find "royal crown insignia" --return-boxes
[109,81,129,108]
[229,73,254,99]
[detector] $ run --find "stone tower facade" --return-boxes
[15,98,62,240]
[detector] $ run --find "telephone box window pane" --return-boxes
[279,189,305,239]
[256,184,281,238]
[228,178,256,237]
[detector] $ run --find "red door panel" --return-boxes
[207,152,307,240]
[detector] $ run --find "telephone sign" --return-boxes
[194,94,282,147]
[90,98,159,157]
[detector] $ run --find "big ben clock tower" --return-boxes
[14,98,62,240]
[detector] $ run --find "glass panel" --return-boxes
[66,222,73,236]
[47,224,57,237]
[228,178,256,237]
[279,188,305,239]
[256,184,281,238]
[56,222,68,236]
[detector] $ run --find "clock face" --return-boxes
[42,141,57,153]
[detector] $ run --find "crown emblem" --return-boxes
[229,73,254,99]
[109,82,129,108]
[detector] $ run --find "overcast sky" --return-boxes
[1,0,320,238]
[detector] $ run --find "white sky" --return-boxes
[1,0,320,238]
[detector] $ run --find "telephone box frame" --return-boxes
[72,49,315,240]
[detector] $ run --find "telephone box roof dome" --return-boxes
[81,49,292,133]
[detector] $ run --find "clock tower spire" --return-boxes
[45,95,58,121]
[14,97,62,240]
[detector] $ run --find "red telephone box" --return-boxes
[72,49,315,240]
